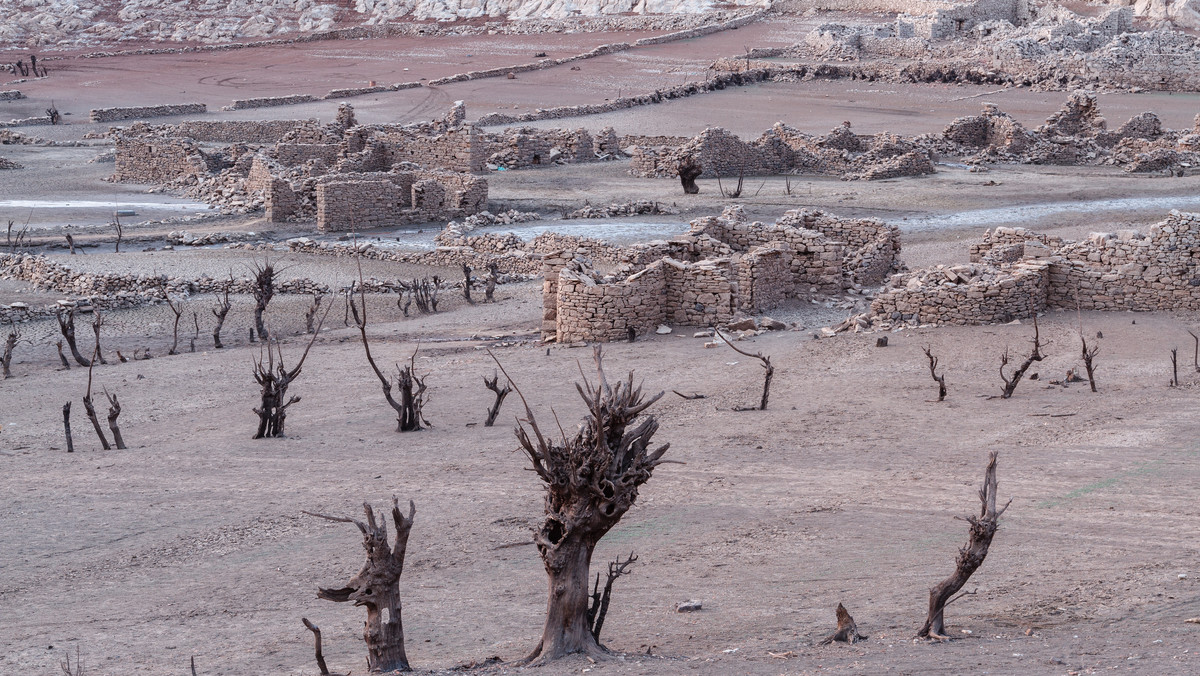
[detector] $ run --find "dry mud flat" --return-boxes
[2,294,1200,675]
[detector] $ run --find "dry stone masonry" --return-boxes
[89,103,207,123]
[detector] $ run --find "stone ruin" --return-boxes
[629,93,1200,185]
[110,102,491,229]
[865,211,1200,329]
[540,206,902,342]
[629,123,936,182]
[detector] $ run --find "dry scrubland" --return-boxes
[4,1,1200,674]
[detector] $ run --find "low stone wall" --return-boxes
[89,103,206,123]
[286,238,544,276]
[970,226,1066,264]
[273,143,341,166]
[0,90,24,101]
[225,95,318,110]
[174,119,321,144]
[113,135,211,183]
[1047,211,1200,311]
[374,124,485,173]
[738,245,792,314]
[555,262,667,343]
[870,262,1050,326]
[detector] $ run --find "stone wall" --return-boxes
[174,119,321,144]
[113,136,211,183]
[870,261,1050,326]
[0,90,22,101]
[481,127,597,168]
[737,245,793,314]
[555,262,668,343]
[868,210,1200,327]
[375,125,485,173]
[314,169,487,231]
[89,103,206,123]
[273,143,341,166]
[1046,211,1200,311]
[225,94,318,110]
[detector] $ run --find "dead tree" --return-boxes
[1189,330,1199,372]
[250,259,278,341]
[2,323,18,379]
[62,402,74,453]
[405,277,439,314]
[251,308,328,439]
[305,293,324,334]
[1080,334,1098,393]
[308,498,416,673]
[678,155,702,194]
[485,263,499,302]
[716,165,744,198]
[55,341,70,369]
[461,264,474,304]
[716,331,773,411]
[588,552,637,645]
[163,292,184,355]
[301,618,343,676]
[1170,348,1179,387]
[922,346,947,401]
[56,309,92,367]
[918,451,1011,640]
[211,287,231,349]
[190,312,199,352]
[482,371,512,427]
[46,103,60,125]
[497,346,671,662]
[104,389,126,449]
[64,234,77,254]
[349,274,430,432]
[91,311,107,364]
[112,213,123,253]
[820,603,867,644]
[82,352,111,450]
[999,314,1043,399]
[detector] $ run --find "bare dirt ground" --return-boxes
[5,10,1200,676]
[3,290,1200,676]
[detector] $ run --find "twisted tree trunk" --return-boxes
[309,498,415,673]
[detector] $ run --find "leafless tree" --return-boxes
[820,603,866,644]
[163,291,184,356]
[482,371,512,427]
[496,346,672,662]
[90,311,107,364]
[1170,347,1179,387]
[112,213,123,253]
[922,346,947,401]
[716,164,744,199]
[59,646,83,675]
[1189,330,1199,372]
[55,341,70,369]
[461,263,474,304]
[104,388,126,449]
[211,286,231,349]
[485,262,499,303]
[918,451,1011,640]
[402,277,439,314]
[350,267,430,432]
[716,331,773,410]
[81,350,110,450]
[56,308,91,367]
[251,307,329,439]
[300,619,340,676]
[2,323,18,379]
[64,234,77,254]
[307,498,416,673]
[62,402,74,453]
[305,293,324,334]
[6,218,31,252]
[1080,334,1099,393]
[250,259,278,341]
[588,552,637,645]
[999,314,1043,399]
[678,155,701,194]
